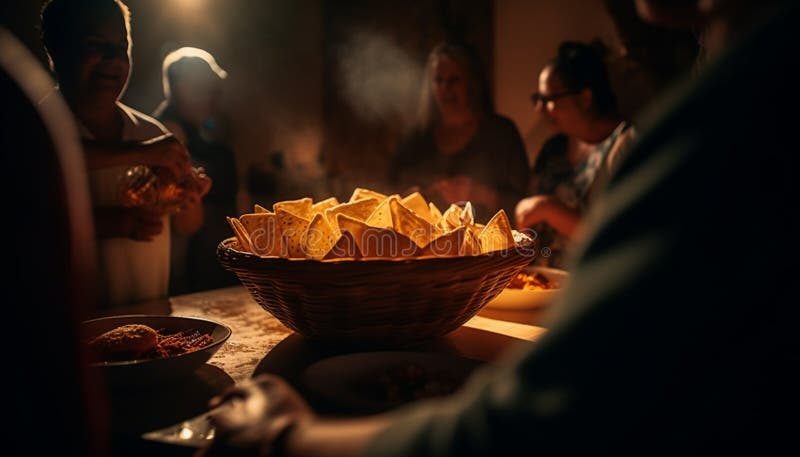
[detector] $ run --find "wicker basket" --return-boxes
[217,233,535,345]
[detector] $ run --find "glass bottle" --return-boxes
[119,165,189,214]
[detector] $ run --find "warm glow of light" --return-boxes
[179,425,194,440]
[172,0,209,13]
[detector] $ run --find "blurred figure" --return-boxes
[196,1,800,455]
[603,0,701,119]
[388,40,528,220]
[516,41,636,269]
[3,27,108,457]
[153,47,239,294]
[40,0,210,309]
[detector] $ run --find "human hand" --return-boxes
[141,134,192,181]
[191,167,213,197]
[179,168,212,211]
[122,207,164,241]
[196,374,315,457]
[515,195,554,229]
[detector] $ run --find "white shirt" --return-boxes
[81,101,171,308]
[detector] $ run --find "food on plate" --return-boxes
[88,324,158,357]
[226,187,521,260]
[507,271,559,291]
[357,363,464,406]
[87,324,214,363]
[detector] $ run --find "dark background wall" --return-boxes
[1,0,622,211]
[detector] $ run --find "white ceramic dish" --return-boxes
[485,265,569,310]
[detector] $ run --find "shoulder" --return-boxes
[117,102,169,138]
[606,123,638,173]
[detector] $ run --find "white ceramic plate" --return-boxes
[301,351,484,414]
[485,266,569,310]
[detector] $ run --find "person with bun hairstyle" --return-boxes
[516,41,637,268]
[153,47,239,294]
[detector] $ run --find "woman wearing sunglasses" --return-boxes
[516,41,636,269]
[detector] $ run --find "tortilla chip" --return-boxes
[461,225,482,256]
[226,217,252,253]
[365,195,398,229]
[337,213,419,258]
[389,198,441,248]
[441,204,464,231]
[240,213,280,256]
[254,204,271,213]
[302,213,340,260]
[311,197,340,215]
[401,192,434,222]
[273,197,313,220]
[240,212,268,234]
[422,227,465,257]
[459,201,475,226]
[428,202,443,224]
[324,198,380,228]
[323,230,362,260]
[349,187,388,202]
[275,209,311,258]
[478,210,516,254]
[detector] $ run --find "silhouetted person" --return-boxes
[516,41,636,268]
[603,0,701,119]
[2,27,108,457]
[196,1,800,456]
[154,47,239,294]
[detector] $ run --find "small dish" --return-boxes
[484,265,569,310]
[82,314,231,388]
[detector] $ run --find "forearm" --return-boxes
[285,416,391,457]
[540,202,581,238]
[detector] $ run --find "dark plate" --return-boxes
[82,315,231,389]
[301,351,484,414]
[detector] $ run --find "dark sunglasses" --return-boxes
[530,91,578,106]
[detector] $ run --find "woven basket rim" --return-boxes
[217,231,534,264]
[215,231,535,344]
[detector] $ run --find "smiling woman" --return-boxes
[388,41,529,222]
[40,0,211,309]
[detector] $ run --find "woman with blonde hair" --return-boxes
[388,41,528,220]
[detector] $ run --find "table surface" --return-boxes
[94,285,549,456]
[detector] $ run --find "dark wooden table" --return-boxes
[95,285,547,456]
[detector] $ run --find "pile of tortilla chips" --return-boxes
[226,187,517,261]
